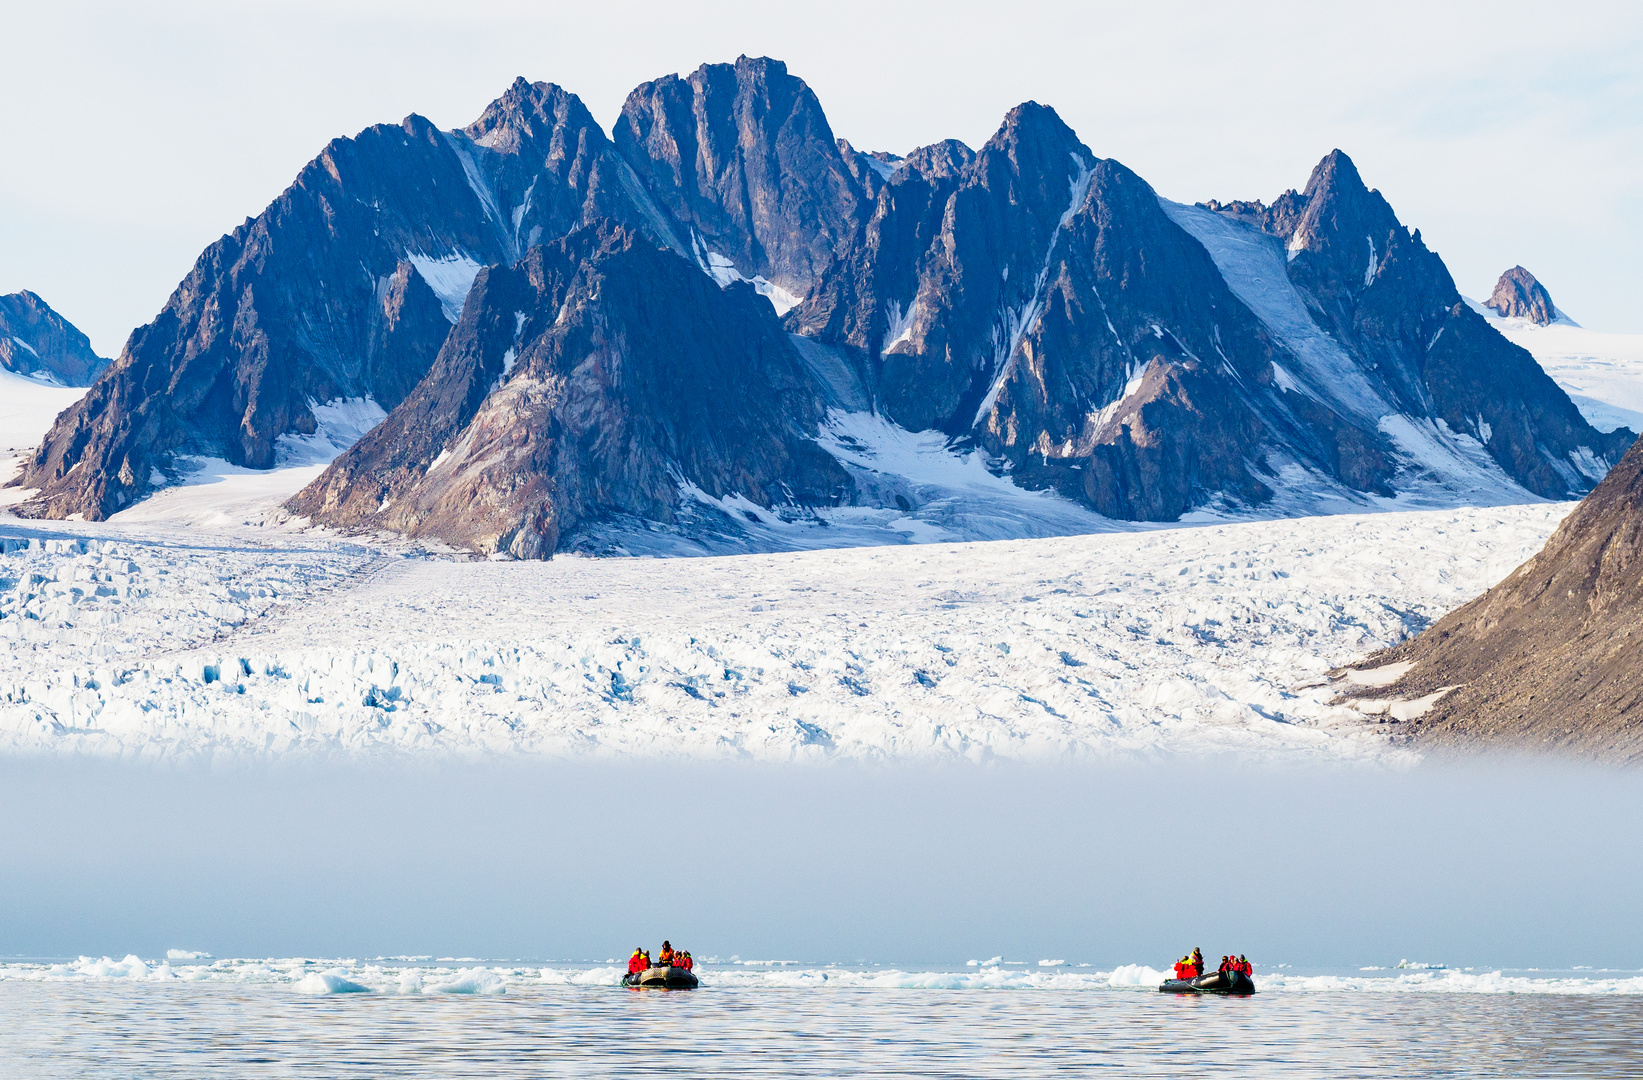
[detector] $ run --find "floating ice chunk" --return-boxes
[422,967,506,994]
[74,955,153,979]
[293,970,371,994]
[166,949,212,961]
[1105,964,1168,986]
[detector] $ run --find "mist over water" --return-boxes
[3,756,1639,971]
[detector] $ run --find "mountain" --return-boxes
[1486,266,1558,325]
[1352,437,1643,763]
[0,291,109,386]
[285,224,849,558]
[12,57,1633,553]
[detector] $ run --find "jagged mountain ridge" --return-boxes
[0,291,108,386]
[13,55,1632,555]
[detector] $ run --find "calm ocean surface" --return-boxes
[2,962,1641,1078]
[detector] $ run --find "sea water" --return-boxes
[2,960,1639,1077]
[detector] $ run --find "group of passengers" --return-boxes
[1172,948,1253,980]
[627,940,694,975]
[1172,948,1206,980]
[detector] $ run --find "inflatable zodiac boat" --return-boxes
[622,965,699,990]
[1158,969,1255,995]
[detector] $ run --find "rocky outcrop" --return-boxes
[614,56,866,313]
[1354,437,1643,763]
[286,225,850,556]
[1486,265,1558,325]
[0,291,108,385]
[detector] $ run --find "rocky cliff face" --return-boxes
[1356,437,1643,762]
[1486,265,1558,325]
[13,78,684,519]
[286,225,849,556]
[0,291,108,386]
[614,56,866,316]
[14,59,1631,550]
[1197,152,1629,500]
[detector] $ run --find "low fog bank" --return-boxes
[2,756,1637,971]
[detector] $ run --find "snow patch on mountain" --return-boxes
[882,299,917,352]
[407,253,484,323]
[692,238,804,316]
[1160,199,1386,420]
[107,398,387,529]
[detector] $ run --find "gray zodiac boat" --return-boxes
[1158,969,1255,994]
[622,965,699,989]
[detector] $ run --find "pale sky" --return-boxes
[2,0,1638,357]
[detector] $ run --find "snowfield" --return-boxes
[0,503,1569,761]
[1471,302,1643,434]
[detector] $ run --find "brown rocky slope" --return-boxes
[1354,437,1643,762]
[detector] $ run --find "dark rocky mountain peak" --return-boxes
[288,223,850,556]
[1486,265,1558,325]
[0,291,109,386]
[1355,436,1643,762]
[903,139,976,180]
[615,55,866,310]
[867,101,1099,432]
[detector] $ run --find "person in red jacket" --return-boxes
[627,948,647,976]
[680,952,693,972]
[1239,955,1253,976]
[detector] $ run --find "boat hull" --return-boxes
[622,965,699,989]
[1159,970,1255,995]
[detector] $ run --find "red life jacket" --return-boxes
[628,954,644,975]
